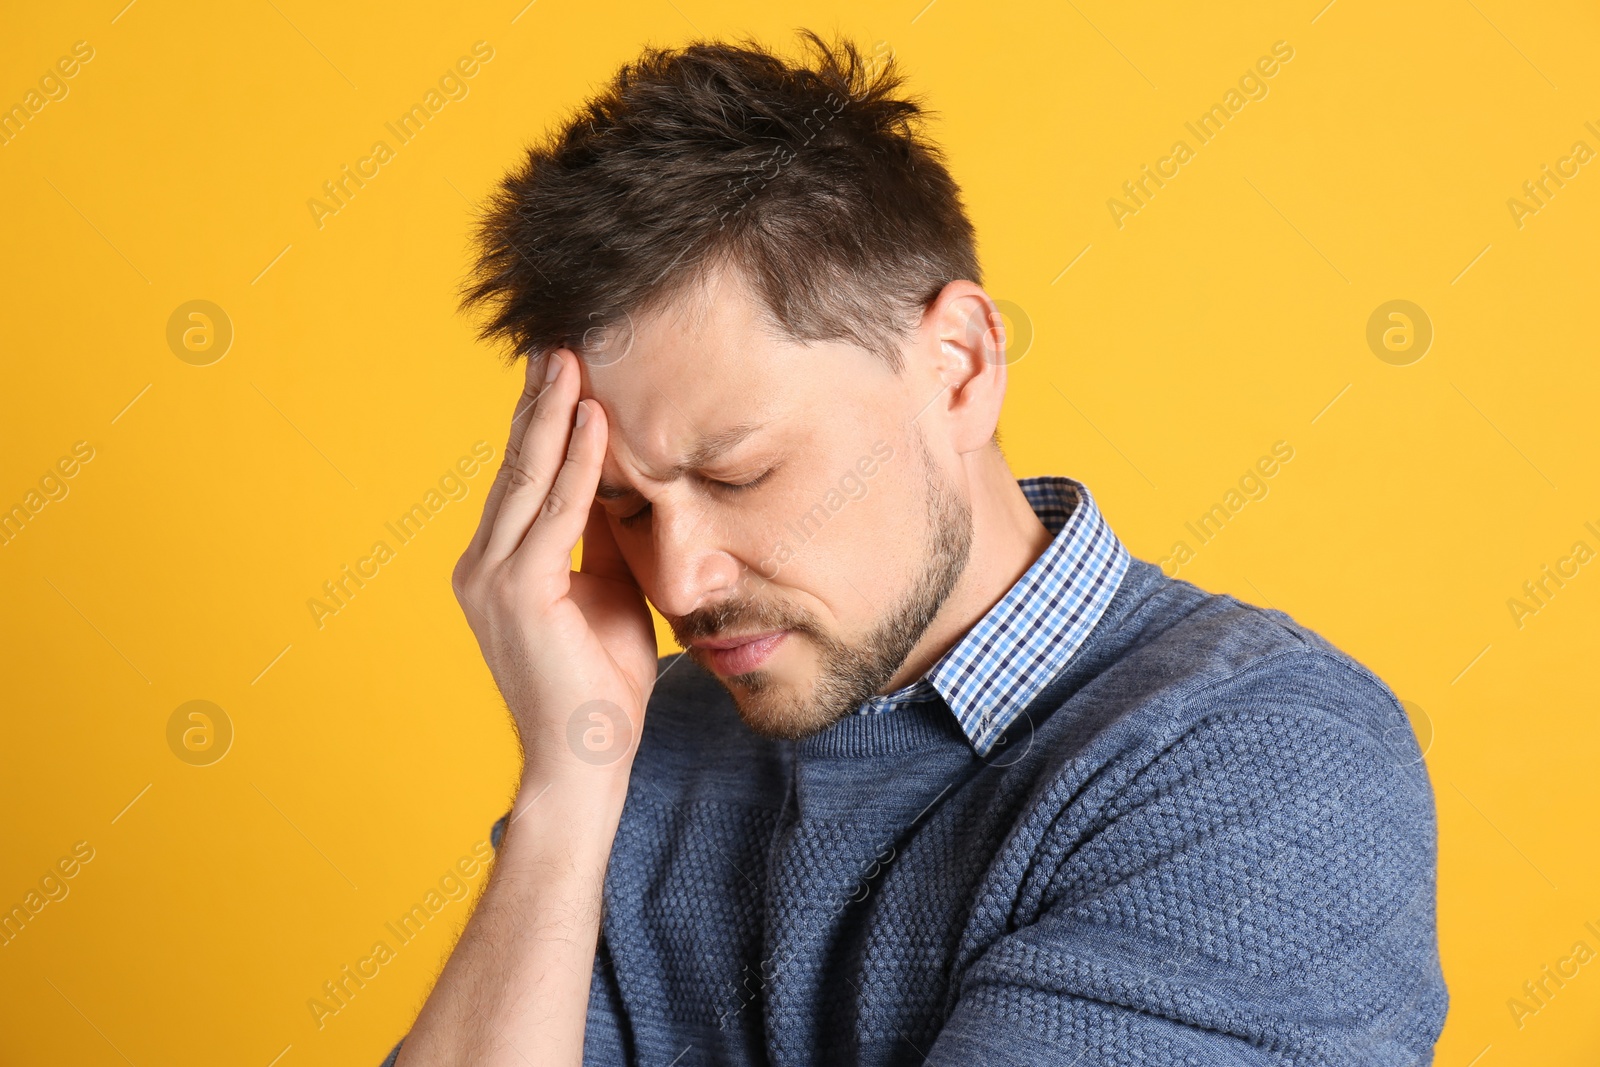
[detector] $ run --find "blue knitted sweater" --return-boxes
[389,557,1448,1065]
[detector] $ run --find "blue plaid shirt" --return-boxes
[853,474,1130,756]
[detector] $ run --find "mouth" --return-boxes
[690,630,789,677]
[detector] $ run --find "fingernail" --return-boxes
[545,352,562,383]
[575,401,589,427]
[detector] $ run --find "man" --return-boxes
[386,30,1447,1066]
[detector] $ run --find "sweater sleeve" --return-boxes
[926,656,1449,1066]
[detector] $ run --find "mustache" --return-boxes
[669,597,813,643]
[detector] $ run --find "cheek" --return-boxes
[852,487,925,589]
[760,473,919,600]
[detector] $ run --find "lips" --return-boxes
[692,630,788,676]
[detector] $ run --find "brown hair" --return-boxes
[459,29,983,373]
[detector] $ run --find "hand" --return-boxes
[452,348,658,788]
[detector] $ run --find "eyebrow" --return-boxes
[596,421,764,501]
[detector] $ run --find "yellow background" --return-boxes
[2,0,1596,1063]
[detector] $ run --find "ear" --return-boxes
[921,280,1007,456]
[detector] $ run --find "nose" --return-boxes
[646,496,747,620]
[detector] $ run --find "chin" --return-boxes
[683,634,855,741]
[722,670,844,741]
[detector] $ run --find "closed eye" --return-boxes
[716,470,777,495]
[617,469,775,529]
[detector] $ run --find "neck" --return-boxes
[878,446,1052,693]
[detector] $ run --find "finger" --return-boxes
[513,396,606,575]
[482,348,583,564]
[464,351,557,563]
[578,497,636,587]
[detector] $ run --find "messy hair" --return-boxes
[459,28,983,373]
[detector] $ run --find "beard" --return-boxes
[671,431,974,741]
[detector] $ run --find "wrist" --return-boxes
[505,758,631,853]
[517,741,635,802]
[516,699,641,795]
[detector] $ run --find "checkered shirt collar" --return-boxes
[854,475,1131,757]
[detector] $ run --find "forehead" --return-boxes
[580,266,804,488]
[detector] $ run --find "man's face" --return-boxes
[577,264,974,740]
